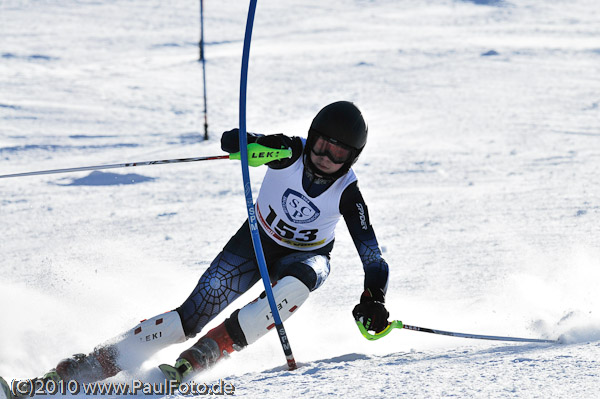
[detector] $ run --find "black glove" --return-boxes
[221,129,287,153]
[352,288,389,333]
[221,128,244,153]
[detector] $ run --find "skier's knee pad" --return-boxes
[110,310,186,369]
[236,276,310,345]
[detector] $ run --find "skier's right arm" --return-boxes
[221,128,303,169]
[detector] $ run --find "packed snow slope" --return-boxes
[1,0,599,398]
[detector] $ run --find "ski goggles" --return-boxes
[311,135,354,164]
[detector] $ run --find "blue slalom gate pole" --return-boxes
[238,0,297,370]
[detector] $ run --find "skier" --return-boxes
[28,101,390,384]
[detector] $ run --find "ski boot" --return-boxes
[44,346,120,384]
[159,319,244,384]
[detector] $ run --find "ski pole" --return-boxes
[0,143,291,179]
[356,320,558,344]
[199,0,209,140]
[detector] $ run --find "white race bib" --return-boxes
[255,156,357,250]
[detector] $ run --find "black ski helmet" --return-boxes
[304,101,368,178]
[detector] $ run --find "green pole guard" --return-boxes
[356,320,403,341]
[229,143,292,167]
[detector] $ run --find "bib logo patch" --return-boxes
[282,189,320,223]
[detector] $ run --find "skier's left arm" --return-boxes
[340,182,390,333]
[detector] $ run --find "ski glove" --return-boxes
[352,288,389,333]
[221,128,289,153]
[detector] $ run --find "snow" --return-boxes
[1,0,599,397]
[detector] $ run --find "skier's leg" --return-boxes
[235,252,331,346]
[177,221,261,338]
[172,275,309,378]
[170,253,330,378]
[177,250,261,338]
[270,251,331,292]
[46,310,186,383]
[46,223,259,383]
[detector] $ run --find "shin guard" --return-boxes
[52,310,186,382]
[237,276,309,345]
[111,310,187,370]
